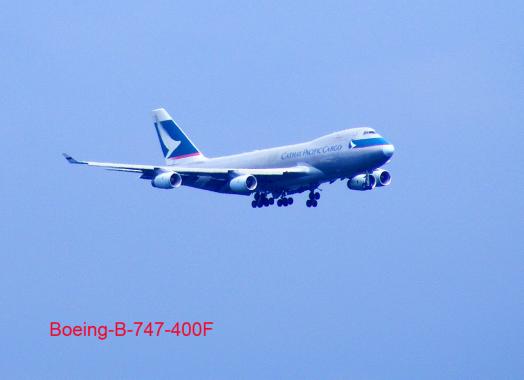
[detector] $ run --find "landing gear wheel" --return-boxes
[282,198,288,206]
[277,199,282,207]
[312,200,318,207]
[288,197,293,205]
[269,197,274,205]
[251,200,257,208]
[309,192,315,200]
[314,192,320,200]
[263,198,269,207]
[254,193,260,201]
[306,199,312,207]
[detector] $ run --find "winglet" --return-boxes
[62,153,85,164]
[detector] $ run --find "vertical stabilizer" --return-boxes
[152,108,205,164]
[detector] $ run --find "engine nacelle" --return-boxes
[347,173,376,191]
[151,172,182,189]
[229,174,257,194]
[372,169,391,187]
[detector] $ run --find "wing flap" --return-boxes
[172,165,311,177]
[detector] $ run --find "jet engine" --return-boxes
[151,172,182,189]
[372,169,391,187]
[347,173,376,191]
[229,174,257,194]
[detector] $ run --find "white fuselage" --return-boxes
[174,127,394,195]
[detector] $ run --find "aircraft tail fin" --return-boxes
[152,108,205,164]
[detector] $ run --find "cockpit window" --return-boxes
[363,130,376,135]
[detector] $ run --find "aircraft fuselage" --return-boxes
[177,127,394,195]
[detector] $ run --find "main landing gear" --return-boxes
[250,191,320,208]
[306,190,320,208]
[277,196,293,207]
[251,192,294,208]
[251,192,275,208]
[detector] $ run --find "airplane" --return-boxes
[63,108,394,208]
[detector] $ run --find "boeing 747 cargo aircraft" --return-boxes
[64,108,394,208]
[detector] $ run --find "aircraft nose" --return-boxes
[382,144,395,158]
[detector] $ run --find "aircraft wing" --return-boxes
[62,153,312,180]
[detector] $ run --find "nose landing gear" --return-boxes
[306,190,320,207]
[306,199,317,207]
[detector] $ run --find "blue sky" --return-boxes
[1,0,523,378]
